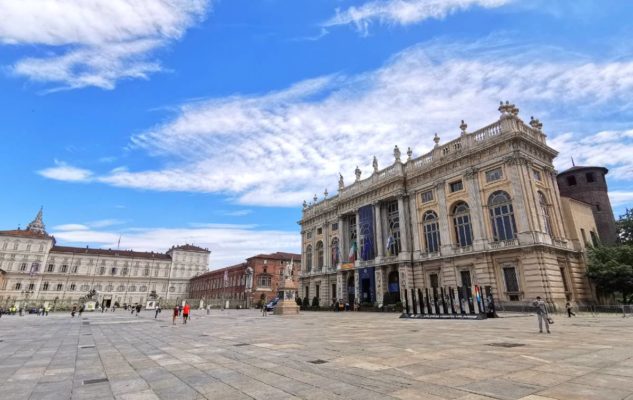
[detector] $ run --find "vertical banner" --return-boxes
[358,205,375,261]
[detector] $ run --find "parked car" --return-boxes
[265,298,279,312]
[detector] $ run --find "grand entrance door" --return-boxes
[388,270,400,303]
[347,276,355,305]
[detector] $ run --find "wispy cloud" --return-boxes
[324,0,512,35]
[38,40,633,207]
[0,0,211,90]
[51,223,300,268]
[38,160,93,182]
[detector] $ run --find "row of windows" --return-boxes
[12,282,173,293]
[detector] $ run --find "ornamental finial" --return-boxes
[407,147,412,160]
[433,133,440,147]
[324,188,328,198]
[460,120,467,135]
[313,194,318,203]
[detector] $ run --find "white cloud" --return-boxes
[39,41,633,207]
[609,191,633,208]
[38,161,93,182]
[324,0,512,35]
[0,0,210,90]
[51,223,300,268]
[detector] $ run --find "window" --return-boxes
[452,202,473,247]
[460,270,472,288]
[566,175,577,186]
[56,283,63,291]
[61,265,68,273]
[47,264,54,272]
[13,242,18,250]
[15,283,21,290]
[349,215,358,260]
[596,203,601,212]
[105,285,113,292]
[429,273,439,288]
[20,263,27,271]
[26,244,31,251]
[590,231,599,247]
[386,201,401,256]
[69,284,76,291]
[258,275,272,287]
[42,282,49,291]
[560,267,570,292]
[129,285,136,292]
[331,237,340,265]
[316,241,324,270]
[488,191,517,241]
[305,245,312,272]
[450,180,464,193]
[538,191,553,236]
[315,284,320,299]
[28,283,35,290]
[586,172,595,183]
[72,265,78,273]
[306,231,312,239]
[122,267,128,276]
[421,190,434,203]
[331,223,338,231]
[81,284,89,291]
[144,268,149,276]
[485,167,503,182]
[422,211,440,253]
[111,267,117,275]
[99,267,105,275]
[169,286,175,292]
[139,285,147,292]
[317,227,323,235]
[580,228,588,245]
[503,266,520,300]
[31,263,39,273]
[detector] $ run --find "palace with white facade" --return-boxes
[300,102,605,311]
[0,210,210,310]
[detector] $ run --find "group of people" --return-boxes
[172,303,190,325]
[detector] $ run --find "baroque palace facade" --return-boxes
[299,102,604,310]
[0,210,210,309]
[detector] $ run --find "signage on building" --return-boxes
[340,262,354,270]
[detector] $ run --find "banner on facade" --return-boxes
[358,204,375,261]
[340,262,355,270]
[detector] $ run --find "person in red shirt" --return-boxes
[182,303,190,324]
[172,305,179,325]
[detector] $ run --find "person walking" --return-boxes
[135,304,141,316]
[155,306,161,319]
[532,296,551,334]
[565,302,576,318]
[261,302,267,317]
[172,305,178,325]
[182,303,190,324]
[79,304,84,317]
[71,305,77,318]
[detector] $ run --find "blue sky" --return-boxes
[1,0,633,267]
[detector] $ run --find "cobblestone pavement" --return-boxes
[1,310,633,400]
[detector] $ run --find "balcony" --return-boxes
[489,239,519,250]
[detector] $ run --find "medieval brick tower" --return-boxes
[557,166,617,245]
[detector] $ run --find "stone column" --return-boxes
[337,216,344,268]
[375,267,384,305]
[312,227,317,272]
[464,167,486,250]
[408,194,421,253]
[399,263,413,313]
[436,181,452,254]
[506,156,533,244]
[354,209,360,266]
[545,167,568,239]
[397,196,409,254]
[374,202,384,259]
[354,271,360,305]
[323,221,330,271]
[336,272,343,301]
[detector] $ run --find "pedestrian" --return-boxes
[172,305,178,325]
[261,302,267,317]
[44,306,49,316]
[532,296,551,334]
[38,306,43,316]
[71,305,77,318]
[79,304,84,317]
[135,304,141,316]
[182,303,190,324]
[178,305,182,317]
[565,302,576,318]
[155,306,161,319]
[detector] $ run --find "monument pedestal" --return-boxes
[274,277,299,315]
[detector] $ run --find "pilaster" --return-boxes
[464,167,486,251]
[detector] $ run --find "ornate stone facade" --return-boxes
[300,102,596,310]
[0,211,210,310]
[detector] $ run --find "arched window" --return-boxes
[305,245,312,272]
[423,211,441,253]
[538,191,553,236]
[452,202,473,247]
[331,237,339,266]
[316,241,324,270]
[488,191,517,241]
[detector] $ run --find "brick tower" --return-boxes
[557,166,617,245]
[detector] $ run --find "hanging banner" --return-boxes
[340,262,355,270]
[358,204,375,261]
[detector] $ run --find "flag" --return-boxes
[348,240,357,262]
[386,235,394,256]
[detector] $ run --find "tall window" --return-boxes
[42,282,49,291]
[502,265,520,301]
[452,202,473,247]
[305,245,312,272]
[386,201,401,256]
[316,241,324,270]
[61,265,68,273]
[538,191,553,236]
[349,215,358,261]
[331,237,339,265]
[423,211,440,253]
[488,191,517,241]
[258,275,271,287]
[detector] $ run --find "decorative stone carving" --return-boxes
[372,156,378,173]
[313,194,318,203]
[324,188,328,198]
[463,167,479,180]
[529,116,543,130]
[355,166,361,181]
[338,173,344,190]
[303,200,307,209]
[393,145,401,163]
[460,120,467,135]
[433,133,440,147]
[407,147,413,161]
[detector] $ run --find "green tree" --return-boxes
[617,208,633,245]
[587,245,633,303]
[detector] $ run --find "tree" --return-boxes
[587,245,633,304]
[617,208,633,245]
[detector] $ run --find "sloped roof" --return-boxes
[247,251,301,261]
[0,229,54,240]
[168,244,210,253]
[51,245,171,260]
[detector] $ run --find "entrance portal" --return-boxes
[347,276,355,305]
